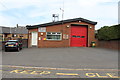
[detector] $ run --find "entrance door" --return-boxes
[31,32,38,46]
[70,26,88,47]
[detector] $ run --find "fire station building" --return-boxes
[26,17,97,48]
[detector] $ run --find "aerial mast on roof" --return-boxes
[60,8,64,21]
[60,0,64,22]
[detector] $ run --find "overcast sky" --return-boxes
[0,0,119,30]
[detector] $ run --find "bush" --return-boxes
[97,24,120,40]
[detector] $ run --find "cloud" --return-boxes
[0,0,41,10]
[63,0,118,29]
[0,0,119,29]
[78,0,118,6]
[0,0,63,11]
[0,14,16,27]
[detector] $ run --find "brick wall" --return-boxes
[6,34,28,40]
[97,40,120,50]
[28,21,96,48]
[38,23,70,48]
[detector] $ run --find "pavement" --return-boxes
[1,47,119,78]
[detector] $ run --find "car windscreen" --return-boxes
[6,42,17,44]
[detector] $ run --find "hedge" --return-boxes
[97,24,120,40]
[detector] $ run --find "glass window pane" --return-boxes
[81,36,85,38]
[47,32,51,34]
[47,32,61,40]
[77,36,80,38]
[52,32,56,34]
[47,35,52,39]
[72,35,76,38]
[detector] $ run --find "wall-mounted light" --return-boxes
[41,33,43,35]
[14,34,17,37]
[79,21,81,22]
[89,26,92,29]
[66,25,70,28]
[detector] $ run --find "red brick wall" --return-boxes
[28,21,96,48]
[97,40,120,50]
[38,23,70,48]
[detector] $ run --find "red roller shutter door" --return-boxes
[70,26,88,47]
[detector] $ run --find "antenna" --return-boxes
[52,14,59,22]
[60,8,64,21]
[60,0,64,21]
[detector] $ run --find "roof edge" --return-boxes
[26,17,97,29]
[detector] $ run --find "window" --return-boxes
[72,35,76,38]
[46,32,62,40]
[81,36,85,38]
[12,34,17,37]
[4,34,7,37]
[77,36,80,38]
[20,35,23,37]
[12,34,14,37]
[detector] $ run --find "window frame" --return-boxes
[46,32,62,40]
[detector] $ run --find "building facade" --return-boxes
[0,26,28,41]
[0,26,28,49]
[26,17,97,48]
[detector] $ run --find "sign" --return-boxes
[63,34,69,39]
[43,38,46,40]
[38,27,46,32]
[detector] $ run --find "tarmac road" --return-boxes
[2,47,119,78]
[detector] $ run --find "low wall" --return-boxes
[97,39,120,50]
[2,39,28,50]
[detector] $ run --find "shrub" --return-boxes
[97,24,120,40]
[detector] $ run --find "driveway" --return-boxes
[2,47,118,69]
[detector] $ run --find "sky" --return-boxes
[0,0,119,30]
